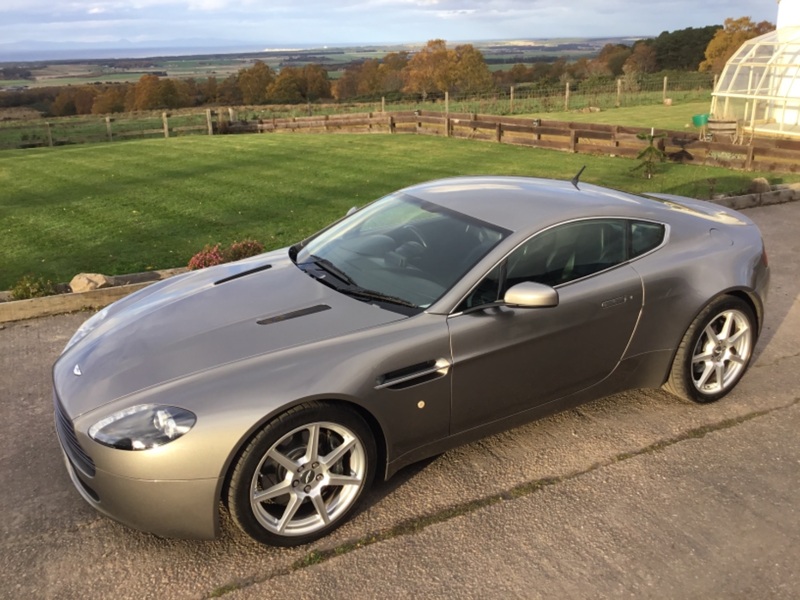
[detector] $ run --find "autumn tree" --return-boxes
[402,39,453,99]
[237,60,275,104]
[592,44,632,77]
[402,40,493,98]
[91,85,128,114]
[334,52,408,100]
[217,75,243,105]
[264,65,331,103]
[51,86,98,116]
[700,17,775,73]
[451,44,493,94]
[128,74,163,110]
[299,64,332,101]
[623,42,658,75]
[379,51,409,92]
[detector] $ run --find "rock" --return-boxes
[748,177,771,194]
[69,273,112,293]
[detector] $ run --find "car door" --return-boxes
[447,219,644,435]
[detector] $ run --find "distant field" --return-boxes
[1,134,796,289]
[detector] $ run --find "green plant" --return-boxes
[633,130,667,179]
[11,274,56,300]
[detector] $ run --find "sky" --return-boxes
[0,0,780,54]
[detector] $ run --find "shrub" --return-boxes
[226,239,265,262]
[187,244,225,270]
[11,274,56,300]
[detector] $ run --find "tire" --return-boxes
[228,402,376,546]
[664,296,757,403]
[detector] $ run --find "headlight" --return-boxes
[63,307,109,353]
[89,405,196,451]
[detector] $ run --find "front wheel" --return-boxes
[228,402,376,546]
[664,296,757,403]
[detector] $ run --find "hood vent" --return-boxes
[214,263,272,286]
[257,304,332,326]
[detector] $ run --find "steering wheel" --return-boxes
[403,225,427,248]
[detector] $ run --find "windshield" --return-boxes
[295,192,508,311]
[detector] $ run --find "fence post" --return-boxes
[495,122,502,143]
[206,109,214,135]
[745,141,755,171]
[105,116,113,142]
[381,97,385,113]
[569,128,578,153]
[228,107,237,122]
[510,86,515,113]
[616,78,622,108]
[663,76,668,103]
[162,112,170,138]
[45,122,53,147]
[446,116,452,138]
[564,82,570,111]
[389,115,396,134]
[445,91,449,115]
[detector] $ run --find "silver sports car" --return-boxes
[53,176,769,546]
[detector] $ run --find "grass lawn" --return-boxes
[525,101,713,131]
[1,133,796,290]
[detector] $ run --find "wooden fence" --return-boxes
[4,106,798,174]
[222,109,800,175]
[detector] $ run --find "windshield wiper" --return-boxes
[337,287,418,309]
[303,255,417,309]
[306,255,356,286]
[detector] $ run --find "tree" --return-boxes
[379,51,409,92]
[402,39,453,99]
[593,43,632,77]
[130,74,163,110]
[700,17,775,73]
[92,85,128,114]
[237,61,274,104]
[451,44,493,94]
[299,64,331,101]
[267,67,304,103]
[652,25,720,70]
[623,43,658,75]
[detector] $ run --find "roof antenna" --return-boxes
[571,165,586,190]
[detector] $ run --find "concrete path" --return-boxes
[1,202,798,599]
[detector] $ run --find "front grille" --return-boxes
[53,392,96,477]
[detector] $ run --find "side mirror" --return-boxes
[503,282,559,308]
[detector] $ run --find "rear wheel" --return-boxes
[228,402,376,546]
[664,296,756,403]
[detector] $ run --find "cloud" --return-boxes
[0,0,779,49]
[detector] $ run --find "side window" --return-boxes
[630,221,665,257]
[506,219,628,288]
[458,219,630,311]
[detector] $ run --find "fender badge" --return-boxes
[73,364,82,376]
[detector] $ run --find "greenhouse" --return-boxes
[711,26,800,140]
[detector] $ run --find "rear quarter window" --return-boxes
[631,221,665,258]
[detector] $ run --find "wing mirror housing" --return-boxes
[503,282,559,308]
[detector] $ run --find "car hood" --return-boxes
[54,250,405,417]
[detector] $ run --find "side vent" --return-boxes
[375,358,451,390]
[258,304,331,325]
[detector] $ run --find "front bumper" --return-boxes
[55,411,221,540]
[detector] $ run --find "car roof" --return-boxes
[402,176,670,232]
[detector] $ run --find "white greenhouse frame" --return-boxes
[711,26,800,140]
